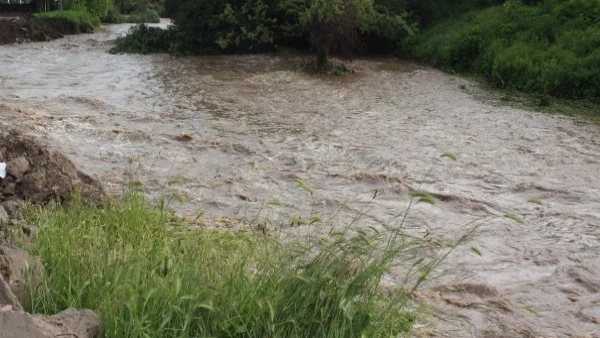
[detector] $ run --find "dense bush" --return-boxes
[117,0,416,68]
[110,23,172,53]
[414,0,600,100]
[61,0,112,20]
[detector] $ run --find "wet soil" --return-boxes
[0,15,84,45]
[1,22,599,337]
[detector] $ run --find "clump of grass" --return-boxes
[35,10,101,33]
[440,151,459,162]
[504,213,525,224]
[24,190,433,337]
[409,191,437,205]
[527,198,543,205]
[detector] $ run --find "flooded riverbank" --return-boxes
[1,22,599,337]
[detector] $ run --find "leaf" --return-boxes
[372,189,378,200]
[197,301,214,311]
[523,306,539,316]
[295,178,316,196]
[410,191,437,205]
[440,151,458,162]
[471,247,483,257]
[527,198,543,205]
[268,199,282,206]
[504,214,524,224]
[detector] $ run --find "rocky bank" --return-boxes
[0,127,104,338]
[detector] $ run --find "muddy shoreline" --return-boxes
[1,23,599,337]
[0,14,88,45]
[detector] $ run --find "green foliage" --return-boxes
[414,0,600,100]
[24,192,431,338]
[62,0,111,20]
[118,0,415,62]
[165,0,279,54]
[104,0,162,23]
[110,24,172,54]
[35,10,101,32]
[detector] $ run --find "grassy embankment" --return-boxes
[413,0,600,104]
[22,189,439,338]
[35,10,101,33]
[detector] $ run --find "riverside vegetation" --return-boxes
[33,0,599,102]
[110,0,599,103]
[22,188,444,338]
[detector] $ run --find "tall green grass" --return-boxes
[414,0,600,101]
[35,10,101,33]
[23,191,435,338]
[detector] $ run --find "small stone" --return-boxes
[0,207,8,224]
[0,274,23,312]
[21,224,37,237]
[20,172,45,200]
[1,200,24,220]
[7,157,30,180]
[3,183,16,196]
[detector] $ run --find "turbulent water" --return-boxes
[1,21,599,337]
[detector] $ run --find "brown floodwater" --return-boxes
[1,21,599,338]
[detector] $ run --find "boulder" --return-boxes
[0,308,102,338]
[0,274,22,312]
[0,246,43,306]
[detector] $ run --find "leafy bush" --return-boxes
[24,192,433,338]
[127,8,161,23]
[110,24,172,54]
[117,0,416,62]
[61,0,111,20]
[414,0,600,100]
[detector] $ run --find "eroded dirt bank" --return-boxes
[1,23,599,337]
[0,15,89,45]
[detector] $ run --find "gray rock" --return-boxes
[0,206,8,224]
[1,200,24,220]
[0,311,47,338]
[35,309,103,338]
[0,274,22,312]
[0,308,103,338]
[0,246,43,305]
[6,157,29,180]
[21,224,37,237]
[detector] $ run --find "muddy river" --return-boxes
[1,21,599,337]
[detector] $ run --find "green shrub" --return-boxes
[116,0,416,61]
[110,24,172,54]
[24,192,432,338]
[414,1,600,100]
[61,0,111,20]
[127,8,161,23]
